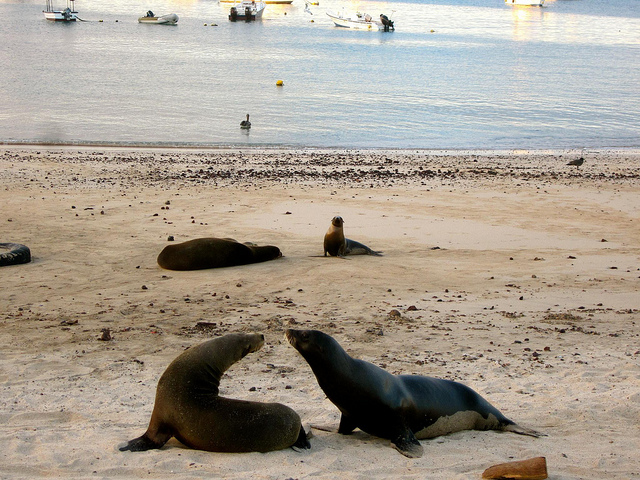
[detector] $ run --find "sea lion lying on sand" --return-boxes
[157,237,282,270]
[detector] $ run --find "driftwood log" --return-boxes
[482,456,548,479]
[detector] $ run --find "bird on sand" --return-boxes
[240,114,251,129]
[567,157,585,168]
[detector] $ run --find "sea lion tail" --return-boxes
[290,425,311,451]
[503,423,546,437]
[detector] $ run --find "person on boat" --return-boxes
[146,10,155,17]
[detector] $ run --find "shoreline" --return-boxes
[1,148,639,479]
[2,142,640,156]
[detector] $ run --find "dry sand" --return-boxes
[1,147,639,479]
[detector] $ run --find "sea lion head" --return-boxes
[285,329,340,361]
[286,329,352,389]
[237,332,265,357]
[182,332,266,374]
[251,245,283,262]
[331,216,344,228]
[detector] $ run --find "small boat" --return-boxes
[505,0,544,6]
[326,10,393,31]
[43,0,78,21]
[221,0,290,4]
[229,0,266,21]
[138,11,179,24]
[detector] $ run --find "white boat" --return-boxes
[326,10,394,31]
[229,0,266,21]
[505,0,544,6]
[43,0,78,21]
[221,0,290,4]
[138,12,179,24]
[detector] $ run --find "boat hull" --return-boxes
[43,10,77,21]
[229,1,266,21]
[138,14,179,24]
[222,0,289,3]
[326,11,381,30]
[505,0,544,6]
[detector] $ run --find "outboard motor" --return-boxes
[229,6,238,21]
[380,14,394,31]
[245,6,252,21]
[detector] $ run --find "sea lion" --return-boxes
[286,329,542,458]
[0,242,31,267]
[157,237,282,270]
[120,333,309,453]
[323,216,382,257]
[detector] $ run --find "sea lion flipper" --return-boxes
[337,413,357,434]
[392,429,423,458]
[504,423,546,437]
[290,425,311,451]
[119,433,167,452]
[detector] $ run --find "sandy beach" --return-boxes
[1,147,639,479]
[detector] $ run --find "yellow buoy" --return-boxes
[276,80,284,86]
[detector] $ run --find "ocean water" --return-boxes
[0,0,638,149]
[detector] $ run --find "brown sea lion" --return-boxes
[120,333,309,453]
[286,329,542,458]
[157,237,282,270]
[323,216,382,257]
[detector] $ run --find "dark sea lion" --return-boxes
[323,216,382,257]
[286,329,542,458]
[157,237,282,270]
[120,333,309,453]
[0,242,31,267]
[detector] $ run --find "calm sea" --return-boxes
[0,0,638,149]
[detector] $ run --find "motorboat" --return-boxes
[505,0,544,6]
[326,10,394,31]
[138,11,179,24]
[229,0,266,21]
[43,0,78,21]
[221,0,290,4]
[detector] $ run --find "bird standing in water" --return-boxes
[240,114,251,129]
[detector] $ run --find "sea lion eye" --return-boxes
[301,332,309,342]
